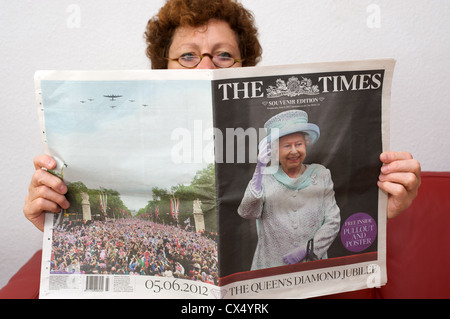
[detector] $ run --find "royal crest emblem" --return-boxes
[266,76,320,98]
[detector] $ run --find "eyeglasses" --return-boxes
[167,52,244,69]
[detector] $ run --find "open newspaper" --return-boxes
[36,59,394,299]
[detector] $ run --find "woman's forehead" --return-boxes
[279,133,307,143]
[170,19,239,51]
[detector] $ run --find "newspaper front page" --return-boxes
[36,59,394,299]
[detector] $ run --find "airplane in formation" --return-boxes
[104,94,123,101]
[84,95,149,108]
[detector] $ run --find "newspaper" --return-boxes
[36,59,394,299]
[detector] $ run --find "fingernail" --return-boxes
[46,159,55,168]
[60,184,67,193]
[62,200,70,209]
[381,165,389,174]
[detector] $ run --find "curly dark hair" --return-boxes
[144,0,262,69]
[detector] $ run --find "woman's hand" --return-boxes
[23,155,70,231]
[378,151,421,219]
[257,138,272,166]
[250,139,272,195]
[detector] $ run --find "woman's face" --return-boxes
[167,19,242,69]
[277,133,307,174]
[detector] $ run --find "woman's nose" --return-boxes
[195,55,217,69]
[290,145,299,153]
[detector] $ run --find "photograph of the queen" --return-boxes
[238,110,340,270]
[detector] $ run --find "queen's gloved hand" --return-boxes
[282,246,307,265]
[250,138,271,195]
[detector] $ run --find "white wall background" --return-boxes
[0,0,449,289]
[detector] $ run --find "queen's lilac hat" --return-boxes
[259,109,320,148]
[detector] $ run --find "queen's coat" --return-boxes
[238,164,340,270]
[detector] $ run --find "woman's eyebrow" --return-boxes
[175,42,237,52]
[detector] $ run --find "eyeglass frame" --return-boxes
[166,53,244,69]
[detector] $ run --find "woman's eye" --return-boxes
[180,53,197,61]
[216,52,232,60]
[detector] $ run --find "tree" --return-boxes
[64,182,130,221]
[65,181,88,220]
[135,164,217,232]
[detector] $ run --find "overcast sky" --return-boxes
[40,74,213,211]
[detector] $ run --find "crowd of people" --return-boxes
[50,218,218,285]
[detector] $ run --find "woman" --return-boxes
[238,110,340,269]
[23,0,420,232]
